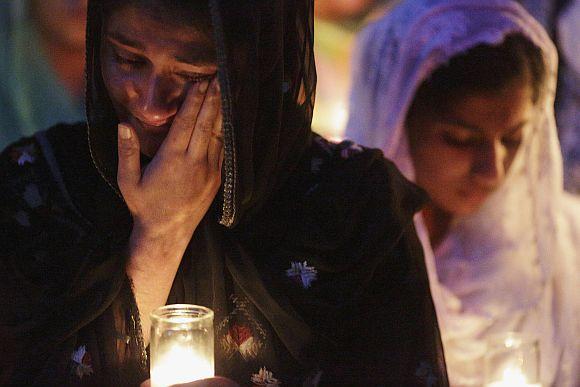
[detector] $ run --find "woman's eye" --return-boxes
[501,136,522,148]
[442,133,481,148]
[113,52,145,68]
[179,73,214,83]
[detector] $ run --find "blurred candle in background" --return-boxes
[484,332,541,387]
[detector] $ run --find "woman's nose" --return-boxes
[134,74,181,124]
[472,141,506,187]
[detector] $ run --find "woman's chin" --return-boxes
[431,194,487,218]
[448,200,487,217]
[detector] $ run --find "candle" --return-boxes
[485,367,542,387]
[151,345,213,387]
[150,304,214,387]
[484,333,541,387]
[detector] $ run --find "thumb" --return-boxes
[117,123,141,194]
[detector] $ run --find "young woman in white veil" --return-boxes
[346,0,579,385]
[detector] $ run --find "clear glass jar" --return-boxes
[484,332,541,386]
[150,304,214,387]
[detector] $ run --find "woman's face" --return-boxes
[101,6,217,156]
[407,77,534,216]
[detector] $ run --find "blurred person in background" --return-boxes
[347,0,579,385]
[0,0,87,151]
[311,0,394,139]
[518,0,579,193]
[554,0,580,193]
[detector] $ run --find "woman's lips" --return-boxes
[132,116,174,133]
[139,116,172,127]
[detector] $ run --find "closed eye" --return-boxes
[501,135,522,148]
[442,132,483,148]
[178,72,215,83]
[500,125,525,149]
[113,50,146,68]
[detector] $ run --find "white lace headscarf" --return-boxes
[346,1,579,385]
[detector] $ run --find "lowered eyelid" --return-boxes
[441,133,481,147]
[441,125,479,140]
[111,46,137,58]
[106,40,140,58]
[505,123,527,136]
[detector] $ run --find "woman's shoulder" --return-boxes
[0,123,92,243]
[1,132,54,214]
[0,123,87,195]
[0,123,117,300]
[305,135,427,217]
[251,135,427,252]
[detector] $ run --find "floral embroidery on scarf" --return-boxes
[222,324,263,360]
[415,360,438,387]
[251,367,280,386]
[218,295,267,360]
[286,261,317,289]
[9,144,37,166]
[71,345,93,379]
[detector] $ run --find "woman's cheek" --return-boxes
[103,63,132,110]
[429,143,473,183]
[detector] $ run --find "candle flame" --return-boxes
[502,367,528,384]
[486,366,541,387]
[151,345,213,387]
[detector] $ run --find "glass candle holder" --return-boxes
[484,332,541,387]
[150,304,214,387]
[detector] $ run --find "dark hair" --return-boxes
[409,33,545,117]
[102,0,213,36]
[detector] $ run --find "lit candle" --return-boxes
[150,305,214,387]
[485,367,542,387]
[151,345,213,387]
[484,333,541,387]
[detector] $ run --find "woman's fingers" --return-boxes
[117,123,141,196]
[162,80,210,154]
[188,77,221,163]
[207,90,223,172]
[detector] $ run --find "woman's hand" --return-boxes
[118,77,223,245]
[120,77,223,345]
[140,376,239,387]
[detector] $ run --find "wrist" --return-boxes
[127,220,193,272]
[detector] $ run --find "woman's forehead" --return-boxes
[441,81,534,132]
[104,5,216,65]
